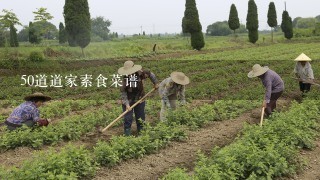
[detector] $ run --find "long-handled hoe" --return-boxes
[99,88,156,133]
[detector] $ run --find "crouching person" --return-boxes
[5,92,51,131]
[159,72,190,121]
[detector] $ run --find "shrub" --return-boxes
[29,51,45,62]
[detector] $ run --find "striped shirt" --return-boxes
[7,101,40,125]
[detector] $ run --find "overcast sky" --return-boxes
[0,0,319,35]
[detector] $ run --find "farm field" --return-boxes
[0,36,320,180]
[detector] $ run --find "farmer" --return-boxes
[293,53,314,95]
[159,72,190,121]
[248,64,284,118]
[118,61,158,136]
[5,92,51,131]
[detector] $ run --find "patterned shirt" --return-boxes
[294,62,314,80]
[159,77,186,106]
[260,70,284,103]
[121,70,158,106]
[7,101,40,125]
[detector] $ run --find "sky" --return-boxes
[0,0,319,35]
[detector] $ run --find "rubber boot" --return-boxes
[137,126,143,135]
[124,128,131,136]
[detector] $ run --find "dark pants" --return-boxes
[299,82,311,93]
[265,91,283,118]
[122,101,146,132]
[5,120,36,131]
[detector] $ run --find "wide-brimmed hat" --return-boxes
[247,64,269,78]
[118,61,142,75]
[294,53,312,62]
[24,92,52,101]
[170,72,190,85]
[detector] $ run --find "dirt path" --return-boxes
[93,99,292,180]
[93,109,260,180]
[290,139,320,180]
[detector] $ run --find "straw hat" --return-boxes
[170,72,190,85]
[24,92,52,101]
[294,53,312,62]
[118,61,142,75]
[247,64,269,78]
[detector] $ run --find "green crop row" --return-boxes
[162,100,320,180]
[0,106,122,150]
[0,100,259,179]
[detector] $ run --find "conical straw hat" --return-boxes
[24,92,52,101]
[294,53,311,61]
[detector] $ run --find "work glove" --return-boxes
[38,118,49,126]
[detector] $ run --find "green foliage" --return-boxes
[64,0,91,49]
[168,100,320,179]
[267,2,277,42]
[17,26,29,42]
[91,16,111,40]
[248,29,259,44]
[162,168,191,180]
[32,7,53,22]
[228,4,240,32]
[29,51,45,62]
[28,22,41,44]
[94,122,186,167]
[0,9,22,28]
[191,31,205,50]
[59,22,67,44]
[295,18,316,29]
[9,24,18,47]
[281,11,293,40]
[207,21,246,36]
[182,0,202,34]
[267,2,277,28]
[1,145,97,179]
[32,21,58,40]
[246,0,259,43]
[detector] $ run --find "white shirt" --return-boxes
[294,62,314,80]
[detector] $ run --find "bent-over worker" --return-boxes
[248,64,284,118]
[159,72,190,121]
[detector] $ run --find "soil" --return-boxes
[93,109,260,180]
[287,139,320,180]
[93,100,292,180]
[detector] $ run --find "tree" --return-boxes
[207,21,246,36]
[182,0,205,50]
[33,8,54,40]
[0,9,21,28]
[316,15,320,22]
[295,18,316,29]
[246,0,259,43]
[9,24,18,47]
[267,2,277,42]
[0,9,21,46]
[32,21,58,40]
[91,16,111,40]
[59,22,67,44]
[292,17,302,28]
[228,4,240,37]
[18,26,29,42]
[29,22,41,44]
[33,8,53,22]
[281,10,293,40]
[191,31,205,50]
[182,0,202,34]
[64,0,91,55]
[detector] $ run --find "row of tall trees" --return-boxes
[227,1,293,44]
